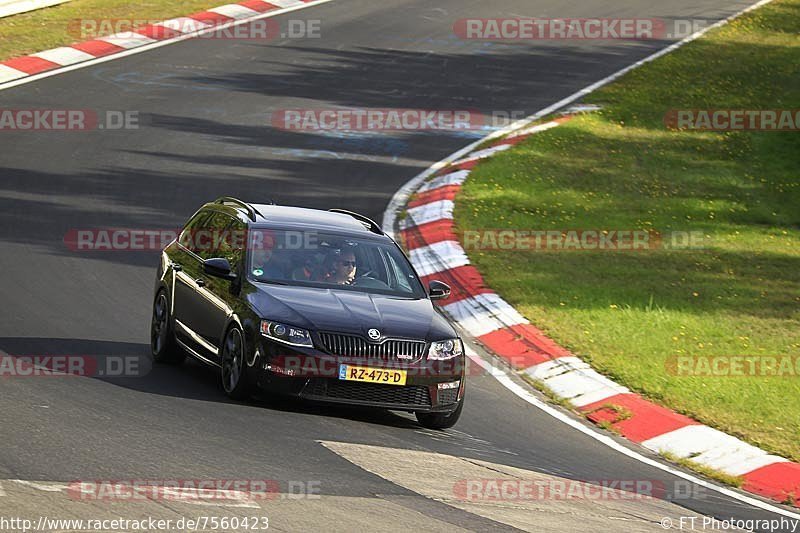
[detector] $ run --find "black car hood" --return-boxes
[248,283,456,341]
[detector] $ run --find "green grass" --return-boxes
[521,373,575,410]
[660,452,745,488]
[0,0,240,61]
[455,0,800,461]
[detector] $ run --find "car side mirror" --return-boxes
[428,280,451,301]
[203,258,236,281]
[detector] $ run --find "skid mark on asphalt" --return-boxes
[319,440,705,532]
[6,479,262,508]
[413,427,519,458]
[94,69,223,93]
[0,478,480,531]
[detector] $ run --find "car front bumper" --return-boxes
[253,339,465,413]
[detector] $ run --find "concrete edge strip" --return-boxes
[1,0,794,513]
[0,0,333,90]
[462,347,800,520]
[382,0,799,511]
[399,121,800,508]
[0,0,70,19]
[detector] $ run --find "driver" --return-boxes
[321,248,357,285]
[251,247,283,279]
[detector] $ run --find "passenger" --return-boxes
[290,258,315,281]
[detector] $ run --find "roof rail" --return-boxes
[215,196,262,222]
[328,209,383,235]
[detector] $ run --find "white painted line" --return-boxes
[642,425,737,458]
[209,4,260,19]
[526,357,631,406]
[464,351,800,520]
[320,440,698,528]
[541,368,630,408]
[566,383,631,409]
[560,104,602,115]
[641,425,788,477]
[697,446,788,478]
[157,17,213,34]
[417,169,471,193]
[408,240,469,277]
[0,0,336,92]
[442,293,527,338]
[99,32,158,50]
[643,425,764,463]
[0,64,27,83]
[450,143,512,166]
[525,356,590,380]
[382,0,795,516]
[400,199,454,229]
[525,356,630,407]
[383,0,779,238]
[504,120,562,140]
[268,0,303,7]
[32,47,95,66]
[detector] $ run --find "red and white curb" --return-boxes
[385,109,800,508]
[0,0,328,88]
[4,0,796,512]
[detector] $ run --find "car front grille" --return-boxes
[318,332,426,362]
[303,378,432,408]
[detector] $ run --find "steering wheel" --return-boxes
[353,276,391,289]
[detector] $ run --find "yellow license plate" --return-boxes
[338,364,407,386]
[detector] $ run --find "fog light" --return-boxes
[438,380,460,390]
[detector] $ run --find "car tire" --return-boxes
[150,290,186,364]
[416,398,463,430]
[221,324,253,401]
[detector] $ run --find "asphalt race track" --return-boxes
[0,0,794,531]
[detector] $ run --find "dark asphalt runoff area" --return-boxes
[1,0,794,530]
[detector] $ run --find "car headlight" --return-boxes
[428,338,464,360]
[260,320,313,348]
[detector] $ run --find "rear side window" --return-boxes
[196,211,236,260]
[178,209,240,260]
[178,211,210,253]
[225,218,247,270]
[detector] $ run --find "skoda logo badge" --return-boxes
[367,329,381,341]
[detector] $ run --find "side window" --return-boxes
[226,219,247,270]
[197,211,236,260]
[178,211,210,254]
[360,247,388,284]
[383,249,414,293]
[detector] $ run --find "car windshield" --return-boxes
[246,227,427,298]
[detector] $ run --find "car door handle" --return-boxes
[195,278,205,287]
